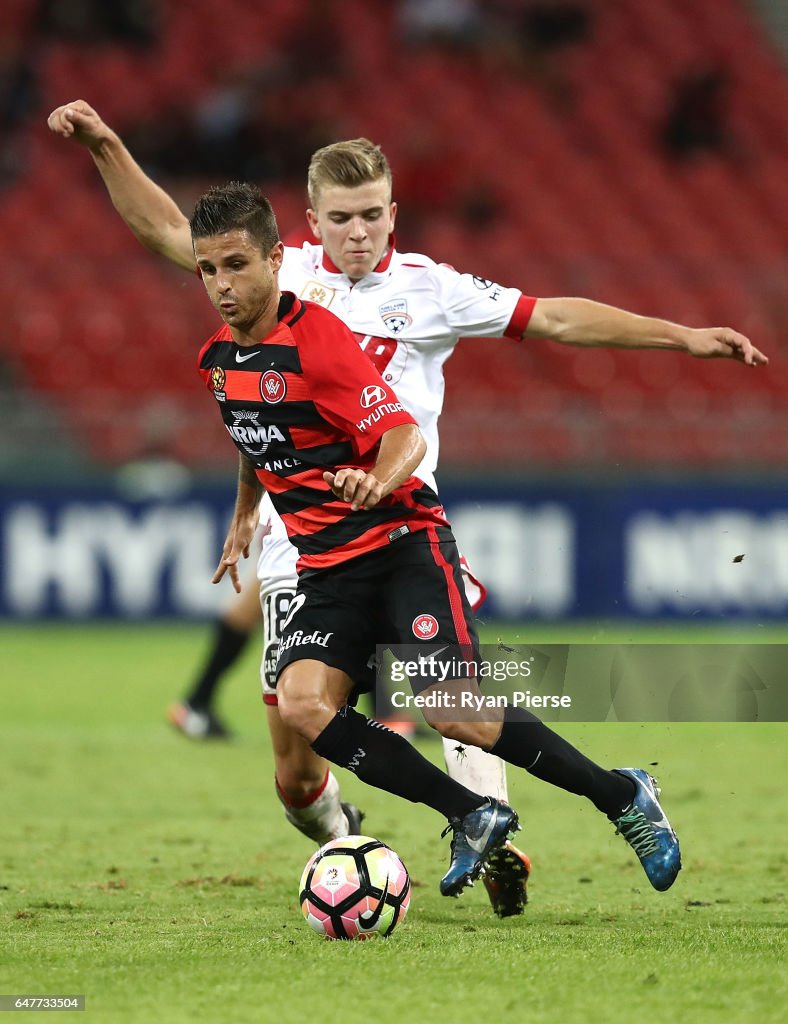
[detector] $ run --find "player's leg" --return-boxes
[442,554,510,797]
[278,657,517,897]
[168,565,262,739]
[444,558,529,916]
[442,734,529,916]
[266,702,361,842]
[261,585,361,843]
[276,565,519,896]
[392,527,681,893]
[433,700,680,891]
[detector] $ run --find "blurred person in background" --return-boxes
[48,97,767,917]
[398,0,483,50]
[167,560,261,740]
[0,31,39,186]
[36,0,160,47]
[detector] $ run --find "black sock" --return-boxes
[489,707,635,817]
[311,706,482,820]
[186,620,250,709]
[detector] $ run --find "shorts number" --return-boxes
[264,590,296,644]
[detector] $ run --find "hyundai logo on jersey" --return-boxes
[360,385,387,408]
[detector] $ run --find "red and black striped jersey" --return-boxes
[198,293,448,570]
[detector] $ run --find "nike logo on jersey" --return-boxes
[358,876,390,930]
[235,350,260,363]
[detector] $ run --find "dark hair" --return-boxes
[190,182,280,252]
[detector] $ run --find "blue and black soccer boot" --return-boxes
[440,798,520,897]
[482,840,532,917]
[611,768,681,891]
[341,802,365,835]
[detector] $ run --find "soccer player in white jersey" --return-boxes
[48,99,767,916]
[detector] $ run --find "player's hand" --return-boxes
[212,510,259,592]
[324,469,385,510]
[686,328,768,366]
[47,99,111,150]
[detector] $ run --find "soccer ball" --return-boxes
[299,835,411,940]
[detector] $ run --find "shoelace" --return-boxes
[614,809,659,857]
[440,799,495,843]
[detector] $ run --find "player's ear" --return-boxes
[269,241,284,270]
[389,201,397,231]
[306,208,321,239]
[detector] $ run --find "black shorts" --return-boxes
[275,525,480,695]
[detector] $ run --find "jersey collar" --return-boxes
[215,293,304,348]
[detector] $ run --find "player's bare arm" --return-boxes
[526,297,768,366]
[213,454,263,592]
[47,99,195,271]
[324,424,426,511]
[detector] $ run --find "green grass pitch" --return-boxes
[1,622,786,1023]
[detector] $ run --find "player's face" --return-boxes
[194,230,284,337]
[307,179,396,281]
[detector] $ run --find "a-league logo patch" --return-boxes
[300,279,336,307]
[379,299,413,335]
[211,365,226,402]
[412,614,439,640]
[260,370,287,404]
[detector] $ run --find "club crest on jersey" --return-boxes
[211,365,226,402]
[261,369,287,404]
[412,614,439,640]
[360,384,387,409]
[300,280,336,307]
[379,299,412,335]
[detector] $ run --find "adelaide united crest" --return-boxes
[379,299,412,335]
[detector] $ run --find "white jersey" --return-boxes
[257,241,535,593]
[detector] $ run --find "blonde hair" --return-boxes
[307,138,392,207]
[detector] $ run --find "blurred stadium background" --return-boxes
[0,0,786,625]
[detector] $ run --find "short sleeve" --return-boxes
[429,264,535,340]
[298,306,416,456]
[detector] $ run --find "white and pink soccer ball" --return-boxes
[299,835,411,940]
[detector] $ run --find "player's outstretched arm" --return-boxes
[47,99,195,271]
[213,455,263,592]
[324,424,426,511]
[525,297,768,366]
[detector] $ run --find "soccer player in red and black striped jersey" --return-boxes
[196,255,446,574]
[191,181,524,894]
[188,183,682,896]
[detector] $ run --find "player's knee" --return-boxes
[277,675,323,740]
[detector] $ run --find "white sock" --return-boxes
[442,738,509,802]
[276,770,349,844]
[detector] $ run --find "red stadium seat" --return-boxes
[2,0,783,470]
